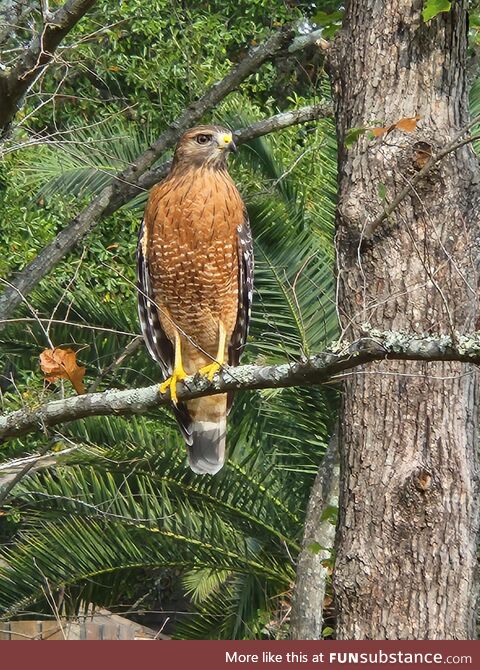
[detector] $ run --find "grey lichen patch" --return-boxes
[367,329,453,353]
[270,363,293,381]
[457,333,480,356]
[368,328,418,352]
[363,328,480,360]
[326,338,351,355]
[189,373,212,392]
[221,364,257,385]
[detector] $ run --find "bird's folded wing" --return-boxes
[136,218,173,379]
[136,218,194,445]
[229,209,254,367]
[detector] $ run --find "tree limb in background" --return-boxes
[0,0,97,138]
[87,335,143,393]
[0,27,330,324]
[141,103,333,190]
[0,443,79,500]
[290,430,339,640]
[2,330,480,441]
[0,1,33,46]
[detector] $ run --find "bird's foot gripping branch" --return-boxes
[2,330,480,442]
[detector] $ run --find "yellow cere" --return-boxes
[223,134,232,144]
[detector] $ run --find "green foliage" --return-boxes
[312,9,344,39]
[14,0,308,135]
[377,182,387,202]
[320,504,338,525]
[0,416,302,638]
[422,0,452,22]
[307,541,326,554]
[344,126,368,148]
[0,0,341,639]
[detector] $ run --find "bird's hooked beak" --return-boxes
[218,132,237,153]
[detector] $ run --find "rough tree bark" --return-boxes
[331,0,480,639]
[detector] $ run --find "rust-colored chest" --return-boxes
[143,166,245,352]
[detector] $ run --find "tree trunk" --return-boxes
[331,0,480,639]
[290,432,339,639]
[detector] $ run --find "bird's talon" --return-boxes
[159,370,187,404]
[198,361,222,382]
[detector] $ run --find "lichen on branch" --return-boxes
[2,330,480,441]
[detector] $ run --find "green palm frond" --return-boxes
[0,513,292,621]
[0,427,298,630]
[17,120,158,209]
[250,199,336,358]
[175,569,284,640]
[182,567,230,604]
[1,99,338,637]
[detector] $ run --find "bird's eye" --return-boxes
[196,134,211,145]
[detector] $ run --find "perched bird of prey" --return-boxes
[137,125,253,475]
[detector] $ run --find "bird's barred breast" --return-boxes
[145,167,244,360]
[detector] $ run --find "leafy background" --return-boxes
[2,0,476,639]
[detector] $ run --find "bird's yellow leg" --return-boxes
[159,332,187,404]
[198,322,227,381]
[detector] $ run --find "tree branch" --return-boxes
[0,443,79,499]
[2,330,480,441]
[140,102,333,190]
[0,0,97,138]
[0,1,33,46]
[290,430,339,640]
[0,27,330,324]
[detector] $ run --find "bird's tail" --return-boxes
[184,395,227,475]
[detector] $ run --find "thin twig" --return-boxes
[0,441,53,506]
[0,0,97,139]
[88,336,143,392]
[0,317,138,337]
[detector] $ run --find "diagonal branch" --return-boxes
[140,102,333,190]
[0,1,33,46]
[0,28,330,325]
[0,0,97,138]
[2,330,480,441]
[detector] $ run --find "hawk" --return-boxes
[137,125,253,475]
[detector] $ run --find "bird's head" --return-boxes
[172,125,237,170]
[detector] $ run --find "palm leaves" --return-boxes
[0,418,298,639]
[0,100,337,636]
[16,120,157,210]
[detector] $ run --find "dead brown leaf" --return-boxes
[372,115,421,138]
[395,116,421,133]
[371,125,392,137]
[40,347,86,395]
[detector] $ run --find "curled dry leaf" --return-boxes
[372,115,421,137]
[40,347,86,395]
